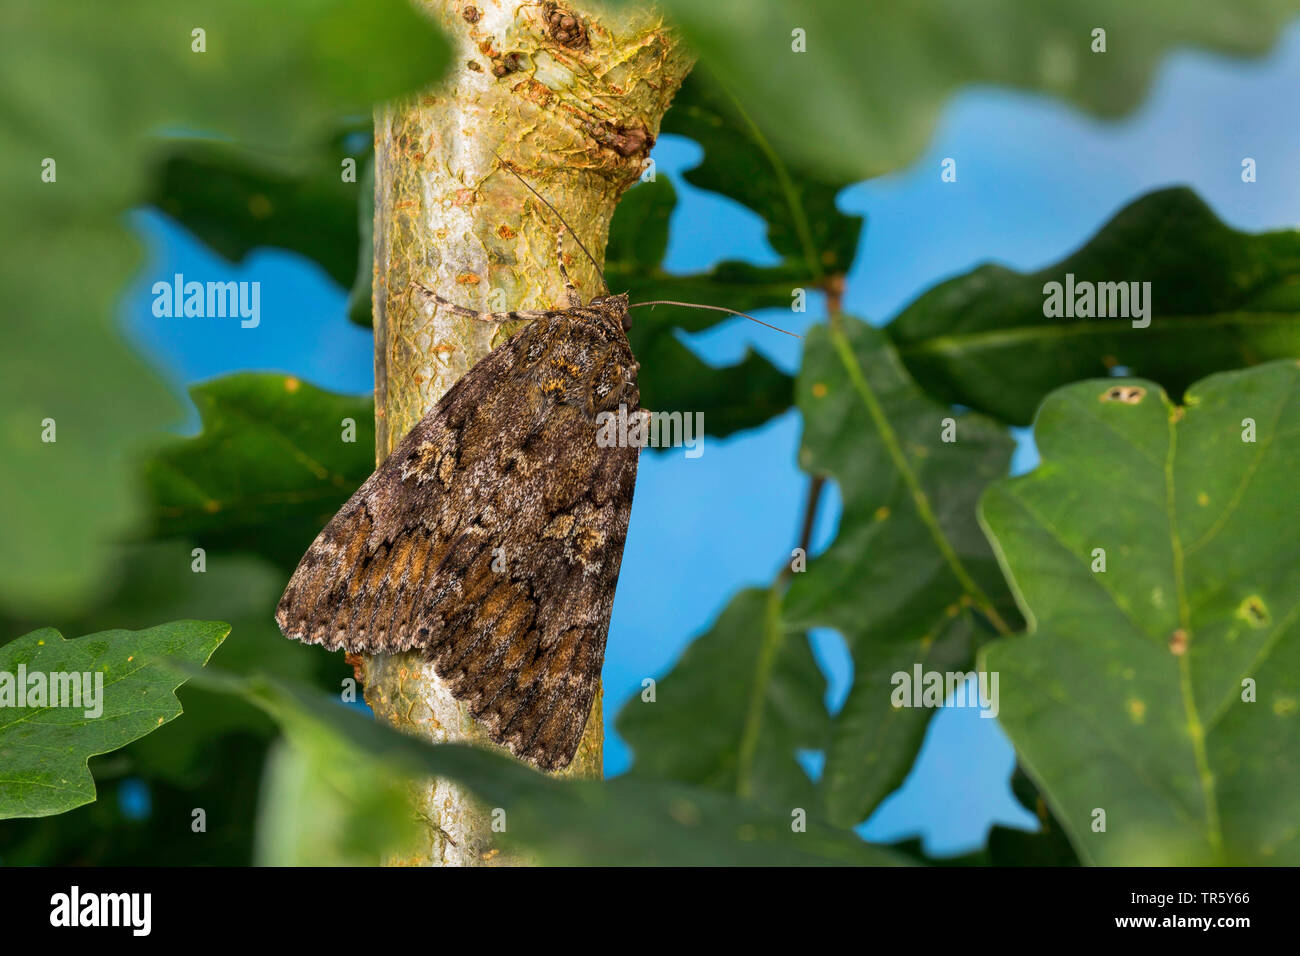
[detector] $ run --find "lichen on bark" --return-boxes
[362,0,692,865]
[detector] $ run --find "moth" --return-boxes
[276,162,795,770]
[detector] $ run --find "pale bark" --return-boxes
[362,0,692,865]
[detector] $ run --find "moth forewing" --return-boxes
[276,294,640,770]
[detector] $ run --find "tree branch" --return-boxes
[361,0,692,866]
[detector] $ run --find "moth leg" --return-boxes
[410,282,551,323]
[554,233,581,308]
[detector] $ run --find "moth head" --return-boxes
[590,292,632,331]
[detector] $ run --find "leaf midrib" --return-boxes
[830,323,1011,635]
[735,586,784,800]
[895,311,1299,358]
[710,73,824,282]
[1164,402,1223,858]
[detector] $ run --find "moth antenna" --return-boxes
[628,300,802,339]
[494,153,610,294]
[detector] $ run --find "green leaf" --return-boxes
[660,73,862,278]
[0,0,449,615]
[890,188,1300,425]
[202,670,907,865]
[254,737,418,866]
[890,765,1083,865]
[143,374,374,572]
[983,766,1082,866]
[892,764,1080,866]
[0,542,341,862]
[0,620,228,819]
[0,734,269,865]
[149,129,369,289]
[605,73,869,436]
[618,588,829,808]
[785,317,1019,826]
[0,230,179,616]
[1,542,342,786]
[653,0,1300,179]
[981,361,1300,864]
[635,331,795,438]
[608,177,796,437]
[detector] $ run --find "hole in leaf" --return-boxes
[1101,385,1146,404]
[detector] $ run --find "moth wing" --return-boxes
[277,319,639,770]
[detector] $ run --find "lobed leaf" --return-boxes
[608,177,796,437]
[890,188,1300,425]
[202,669,908,866]
[0,0,449,615]
[652,0,1300,179]
[618,588,830,809]
[0,620,228,819]
[149,129,370,289]
[142,374,375,572]
[786,317,1019,826]
[982,361,1300,864]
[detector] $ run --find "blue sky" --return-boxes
[123,21,1300,856]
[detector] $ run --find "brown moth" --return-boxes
[276,164,795,771]
[277,238,637,774]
